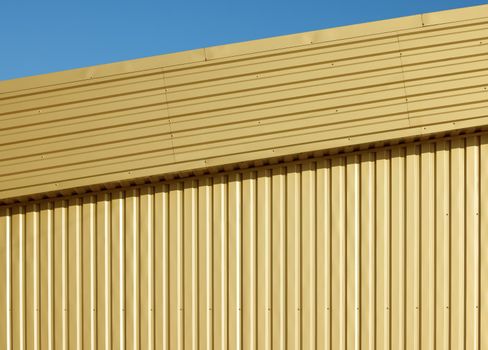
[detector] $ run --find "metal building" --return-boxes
[1,4,488,349]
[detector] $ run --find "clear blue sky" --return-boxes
[1,0,486,81]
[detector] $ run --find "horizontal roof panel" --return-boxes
[1,4,488,203]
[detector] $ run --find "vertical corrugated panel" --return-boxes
[406,144,421,350]
[287,164,302,350]
[97,192,112,350]
[360,152,375,350]
[0,206,10,350]
[316,159,331,350]
[0,134,487,349]
[391,147,405,350]
[26,203,40,350]
[331,157,346,349]
[272,166,287,350]
[435,141,449,350]
[242,171,256,350]
[481,134,488,350]
[451,137,466,350]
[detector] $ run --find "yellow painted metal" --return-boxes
[0,4,488,347]
[0,132,486,349]
[1,5,488,201]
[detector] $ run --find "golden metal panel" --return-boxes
[390,147,405,349]
[2,5,488,201]
[481,135,488,350]
[360,153,375,350]
[451,138,466,349]
[434,141,450,349]
[1,7,488,347]
[286,164,301,349]
[0,133,486,348]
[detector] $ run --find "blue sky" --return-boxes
[1,0,486,81]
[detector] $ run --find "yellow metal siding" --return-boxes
[1,5,488,201]
[0,134,486,349]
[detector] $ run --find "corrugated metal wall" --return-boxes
[0,133,487,349]
[2,5,488,202]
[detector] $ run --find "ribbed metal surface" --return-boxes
[2,5,488,201]
[1,133,487,349]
